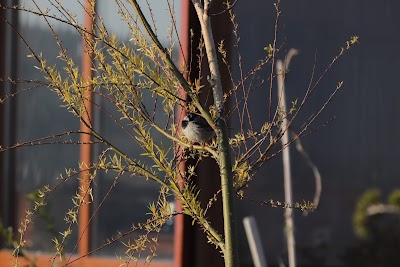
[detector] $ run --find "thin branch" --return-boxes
[209,0,240,16]
[292,131,322,209]
[64,212,184,266]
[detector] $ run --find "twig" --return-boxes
[209,0,240,16]
[292,131,322,210]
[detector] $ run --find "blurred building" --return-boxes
[1,0,400,267]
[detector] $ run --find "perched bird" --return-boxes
[181,113,215,144]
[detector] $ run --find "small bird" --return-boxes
[181,113,215,144]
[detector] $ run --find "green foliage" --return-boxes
[388,190,400,208]
[26,190,56,237]
[0,218,14,247]
[353,189,381,238]
[344,188,400,267]
[353,188,400,239]
[0,187,62,267]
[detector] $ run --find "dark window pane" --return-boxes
[14,19,81,253]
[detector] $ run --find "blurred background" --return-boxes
[1,0,400,266]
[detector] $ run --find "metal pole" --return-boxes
[173,1,191,266]
[78,0,95,257]
[243,216,268,267]
[0,0,18,232]
[277,55,297,267]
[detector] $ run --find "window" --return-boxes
[0,1,184,266]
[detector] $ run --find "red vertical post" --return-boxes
[174,1,232,266]
[173,0,191,266]
[79,0,95,258]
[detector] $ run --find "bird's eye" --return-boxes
[187,113,193,119]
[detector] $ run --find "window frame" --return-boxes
[0,1,188,266]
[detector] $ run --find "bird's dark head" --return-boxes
[187,113,195,121]
[181,119,188,129]
[181,113,191,129]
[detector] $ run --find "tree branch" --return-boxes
[191,1,239,267]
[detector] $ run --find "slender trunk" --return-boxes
[191,1,239,266]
